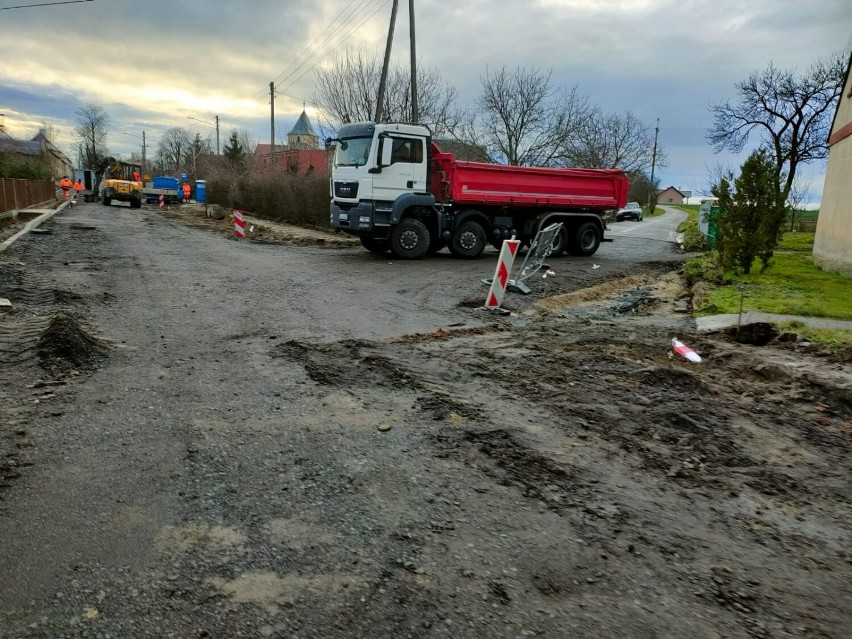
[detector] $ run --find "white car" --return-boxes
[616,202,643,222]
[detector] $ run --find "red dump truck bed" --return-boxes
[431,144,629,211]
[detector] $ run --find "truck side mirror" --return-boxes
[381,141,394,167]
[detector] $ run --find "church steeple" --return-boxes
[288,110,318,150]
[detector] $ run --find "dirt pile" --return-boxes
[36,312,109,376]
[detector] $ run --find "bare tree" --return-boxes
[562,109,664,173]
[707,52,846,210]
[183,133,212,178]
[477,65,590,166]
[786,174,814,232]
[74,103,110,168]
[156,128,192,174]
[313,47,460,136]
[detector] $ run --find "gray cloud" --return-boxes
[1,0,848,195]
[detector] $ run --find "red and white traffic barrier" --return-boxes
[484,238,521,309]
[234,210,245,238]
[672,338,702,363]
[159,194,165,210]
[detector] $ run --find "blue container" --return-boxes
[195,179,207,204]
[153,176,180,190]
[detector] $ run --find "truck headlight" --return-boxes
[359,216,371,224]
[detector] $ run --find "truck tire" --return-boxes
[102,197,111,206]
[130,197,141,209]
[571,222,601,257]
[390,218,430,259]
[449,220,487,259]
[550,225,569,257]
[360,236,389,255]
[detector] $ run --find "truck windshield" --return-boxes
[335,137,372,167]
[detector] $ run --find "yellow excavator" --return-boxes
[96,158,144,208]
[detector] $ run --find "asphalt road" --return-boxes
[7,203,848,637]
[0,203,682,634]
[606,205,687,244]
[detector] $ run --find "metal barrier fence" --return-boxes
[1,179,56,214]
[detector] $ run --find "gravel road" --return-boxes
[0,202,849,638]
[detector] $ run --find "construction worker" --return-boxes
[72,177,84,193]
[59,175,72,199]
[182,182,191,203]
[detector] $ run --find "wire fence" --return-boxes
[0,179,56,215]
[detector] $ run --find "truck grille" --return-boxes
[334,181,359,198]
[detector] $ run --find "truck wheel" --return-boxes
[549,225,569,257]
[130,198,141,209]
[360,236,389,255]
[102,197,111,206]
[390,218,430,259]
[449,221,487,259]
[571,222,601,257]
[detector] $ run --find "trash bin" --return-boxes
[195,179,207,204]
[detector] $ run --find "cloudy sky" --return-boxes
[1,0,849,201]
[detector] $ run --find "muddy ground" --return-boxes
[0,202,849,638]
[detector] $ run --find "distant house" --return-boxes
[0,124,73,178]
[814,52,852,276]
[656,186,686,204]
[256,110,330,177]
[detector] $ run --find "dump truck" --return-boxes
[329,122,629,259]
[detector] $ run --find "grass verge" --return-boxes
[695,252,852,320]
[776,322,852,348]
[778,231,815,252]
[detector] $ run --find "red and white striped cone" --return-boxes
[159,194,164,210]
[484,238,521,309]
[672,338,702,363]
[234,209,246,238]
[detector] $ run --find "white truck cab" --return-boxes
[330,122,434,241]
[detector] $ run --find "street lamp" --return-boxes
[123,131,146,177]
[187,115,220,155]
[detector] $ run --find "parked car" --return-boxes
[616,201,643,222]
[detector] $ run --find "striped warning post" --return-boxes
[484,238,521,309]
[158,194,164,210]
[234,210,246,238]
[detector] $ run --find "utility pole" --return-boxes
[409,0,418,122]
[375,0,400,123]
[648,117,659,211]
[141,130,147,178]
[215,115,220,155]
[270,82,276,171]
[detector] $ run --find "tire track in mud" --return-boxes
[1,224,115,499]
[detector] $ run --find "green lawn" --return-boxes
[698,252,852,320]
[778,231,815,252]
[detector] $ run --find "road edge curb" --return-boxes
[0,200,70,255]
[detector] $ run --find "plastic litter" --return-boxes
[672,338,702,363]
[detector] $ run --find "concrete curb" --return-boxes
[696,311,852,333]
[0,200,70,255]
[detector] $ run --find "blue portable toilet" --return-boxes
[195,179,207,203]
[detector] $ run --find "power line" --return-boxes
[1,0,93,9]
[221,0,388,126]
[273,0,382,91]
[270,0,363,87]
[277,0,391,97]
